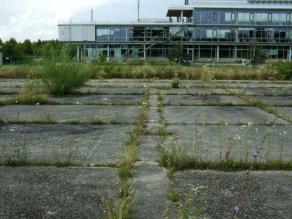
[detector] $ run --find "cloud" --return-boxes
[0,0,117,41]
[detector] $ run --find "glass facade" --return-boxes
[84,8,292,61]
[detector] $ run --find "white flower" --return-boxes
[36,102,40,106]
[247,122,253,127]
[234,133,241,141]
[9,128,15,132]
[76,101,82,105]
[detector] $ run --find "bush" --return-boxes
[42,48,90,95]
[278,62,292,79]
[171,78,180,88]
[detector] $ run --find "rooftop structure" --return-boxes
[58,0,292,62]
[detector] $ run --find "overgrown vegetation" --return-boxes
[278,61,292,79]
[159,144,292,171]
[0,62,283,80]
[41,47,90,95]
[108,87,150,219]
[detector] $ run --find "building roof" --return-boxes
[167,0,292,16]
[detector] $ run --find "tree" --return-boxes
[20,39,33,55]
[167,43,190,65]
[3,38,22,63]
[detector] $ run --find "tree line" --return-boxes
[0,38,76,64]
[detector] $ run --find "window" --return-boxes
[272,13,286,23]
[238,13,250,22]
[287,13,291,22]
[255,13,268,23]
[213,12,218,21]
[250,13,254,22]
[268,13,272,22]
[231,12,236,21]
[213,29,217,38]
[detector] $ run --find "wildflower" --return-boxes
[9,128,15,132]
[247,122,253,127]
[224,122,228,126]
[234,206,240,214]
[15,100,18,104]
[234,133,241,141]
[76,101,81,105]
[36,102,40,106]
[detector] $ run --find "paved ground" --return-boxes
[0,79,291,218]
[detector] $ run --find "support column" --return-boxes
[180,11,184,23]
[107,44,110,62]
[234,45,237,60]
[288,46,292,61]
[80,45,83,61]
[144,44,146,61]
[77,45,80,61]
[216,45,220,63]
[198,45,201,61]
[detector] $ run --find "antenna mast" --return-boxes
[137,0,140,22]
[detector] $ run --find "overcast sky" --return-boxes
[0,0,183,42]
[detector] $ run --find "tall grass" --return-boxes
[0,61,284,80]
[41,47,90,95]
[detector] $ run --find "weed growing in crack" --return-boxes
[103,182,132,219]
[112,86,150,218]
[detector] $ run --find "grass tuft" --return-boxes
[159,144,292,171]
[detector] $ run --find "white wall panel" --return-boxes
[58,25,95,42]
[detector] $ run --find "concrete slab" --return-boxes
[164,106,287,125]
[77,87,144,95]
[257,96,292,106]
[53,95,142,105]
[174,170,292,219]
[276,107,292,121]
[132,161,170,219]
[163,95,246,106]
[159,88,228,95]
[0,105,140,123]
[0,167,120,219]
[0,124,131,165]
[139,136,161,161]
[163,124,292,162]
[246,87,292,96]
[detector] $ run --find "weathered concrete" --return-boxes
[0,105,140,123]
[132,162,170,219]
[174,170,292,219]
[276,107,292,121]
[246,87,292,96]
[163,95,246,106]
[258,96,292,106]
[164,106,287,125]
[138,136,161,161]
[0,124,131,165]
[0,167,120,219]
[163,124,292,162]
[160,88,228,95]
[53,94,142,105]
[77,87,144,95]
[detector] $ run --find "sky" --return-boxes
[0,0,183,42]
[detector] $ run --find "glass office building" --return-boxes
[58,0,292,62]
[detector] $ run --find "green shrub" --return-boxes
[42,48,90,95]
[171,78,180,88]
[279,62,292,79]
